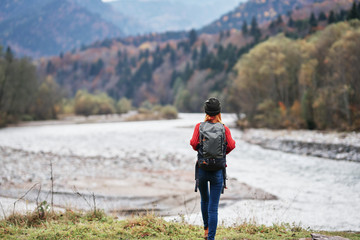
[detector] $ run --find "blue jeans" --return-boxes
[198,168,223,240]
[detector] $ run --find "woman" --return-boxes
[190,97,236,240]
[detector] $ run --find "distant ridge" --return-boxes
[201,0,323,33]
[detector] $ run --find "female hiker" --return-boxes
[190,97,236,240]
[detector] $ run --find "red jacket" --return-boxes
[190,122,236,154]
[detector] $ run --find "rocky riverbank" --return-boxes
[0,145,276,218]
[242,129,360,162]
[2,114,359,230]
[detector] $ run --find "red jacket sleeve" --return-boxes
[190,123,201,151]
[224,125,236,154]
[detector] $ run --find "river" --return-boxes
[0,113,359,231]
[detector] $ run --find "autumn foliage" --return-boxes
[230,20,360,130]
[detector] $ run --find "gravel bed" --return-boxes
[242,129,360,162]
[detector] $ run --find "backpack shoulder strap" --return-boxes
[199,122,205,144]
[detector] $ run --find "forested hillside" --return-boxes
[2,0,359,130]
[201,0,305,33]
[200,0,355,33]
[38,0,359,128]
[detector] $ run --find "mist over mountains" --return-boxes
[0,0,125,57]
[0,0,243,57]
[109,0,242,33]
[1,0,353,58]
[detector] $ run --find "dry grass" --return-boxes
[1,210,359,240]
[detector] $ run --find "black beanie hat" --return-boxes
[204,97,221,116]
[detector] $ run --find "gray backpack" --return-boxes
[195,121,227,193]
[199,121,226,160]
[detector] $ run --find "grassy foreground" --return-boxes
[0,210,359,240]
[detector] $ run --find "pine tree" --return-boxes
[269,20,276,30]
[170,50,176,66]
[288,16,295,27]
[5,46,14,63]
[250,16,261,42]
[183,62,193,81]
[192,49,198,61]
[226,30,231,37]
[200,42,208,59]
[139,50,144,60]
[90,58,104,76]
[73,61,78,71]
[130,57,136,68]
[188,29,197,46]
[250,16,257,35]
[116,59,124,75]
[242,20,248,35]
[309,12,318,27]
[123,50,128,63]
[135,60,152,84]
[277,15,283,25]
[46,61,55,74]
[170,70,178,87]
[183,42,191,53]
[155,45,160,54]
[164,43,171,53]
[328,11,336,24]
[152,52,163,69]
[217,45,224,60]
[219,31,224,41]
[347,1,359,20]
[338,10,347,21]
[318,11,327,21]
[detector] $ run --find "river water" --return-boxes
[0,113,359,231]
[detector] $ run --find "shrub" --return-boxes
[96,93,116,115]
[74,90,116,116]
[59,98,75,115]
[74,90,95,116]
[116,97,132,114]
[160,105,178,119]
[254,99,281,128]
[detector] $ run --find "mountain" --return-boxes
[109,0,243,33]
[37,0,358,112]
[0,0,51,20]
[201,0,326,33]
[0,0,136,57]
[72,0,145,36]
[0,0,243,57]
